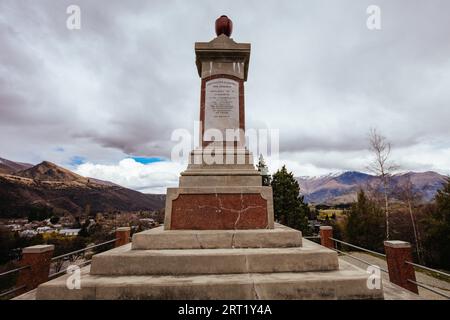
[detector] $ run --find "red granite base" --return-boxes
[169,193,269,230]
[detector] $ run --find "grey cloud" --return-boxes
[0,0,449,176]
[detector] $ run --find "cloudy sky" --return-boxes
[1,0,449,193]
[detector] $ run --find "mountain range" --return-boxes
[296,171,447,205]
[0,157,165,218]
[0,157,447,217]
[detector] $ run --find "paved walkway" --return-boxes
[340,252,450,300]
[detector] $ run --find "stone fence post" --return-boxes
[115,227,131,247]
[16,244,54,293]
[384,240,418,294]
[320,226,334,249]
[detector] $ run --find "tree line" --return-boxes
[257,128,450,271]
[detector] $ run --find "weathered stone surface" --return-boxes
[33,226,385,300]
[187,147,255,167]
[35,260,382,300]
[132,224,302,250]
[90,242,338,276]
[164,186,274,230]
[170,193,268,230]
[195,34,250,80]
[22,244,54,254]
[204,78,239,140]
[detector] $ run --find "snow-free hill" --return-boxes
[0,157,33,174]
[0,158,165,218]
[15,161,89,183]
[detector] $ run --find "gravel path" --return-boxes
[340,251,450,300]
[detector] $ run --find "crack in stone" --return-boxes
[194,233,204,249]
[197,205,265,215]
[249,273,261,300]
[233,193,243,230]
[231,231,236,249]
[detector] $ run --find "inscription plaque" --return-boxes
[204,78,239,141]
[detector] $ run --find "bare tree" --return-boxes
[367,128,398,240]
[396,177,424,264]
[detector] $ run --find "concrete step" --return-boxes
[90,241,339,276]
[132,223,302,250]
[36,260,383,300]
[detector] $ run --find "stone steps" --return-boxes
[36,260,383,300]
[34,225,385,300]
[132,224,302,250]
[90,244,339,276]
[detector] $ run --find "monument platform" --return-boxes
[34,224,384,300]
[132,224,301,249]
[165,148,274,230]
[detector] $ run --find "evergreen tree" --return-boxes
[346,190,386,252]
[271,165,309,233]
[256,154,271,186]
[422,178,450,268]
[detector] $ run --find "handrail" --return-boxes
[0,285,27,298]
[49,259,92,278]
[328,237,450,280]
[51,238,117,261]
[330,247,388,273]
[327,235,450,299]
[407,279,450,299]
[405,261,450,279]
[329,237,386,258]
[0,265,30,278]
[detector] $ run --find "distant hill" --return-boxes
[0,157,33,174]
[0,158,165,218]
[297,171,447,205]
[15,161,89,182]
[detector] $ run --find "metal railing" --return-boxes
[303,235,320,239]
[404,261,450,299]
[51,238,117,262]
[48,238,118,277]
[407,279,450,299]
[405,260,450,279]
[0,265,31,299]
[318,229,450,300]
[0,285,27,299]
[330,237,386,258]
[0,237,119,299]
[331,246,388,273]
[49,259,92,278]
[0,265,30,278]
[305,233,388,272]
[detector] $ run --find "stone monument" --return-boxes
[165,15,274,230]
[34,16,384,300]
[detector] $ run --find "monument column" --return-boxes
[164,15,274,230]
